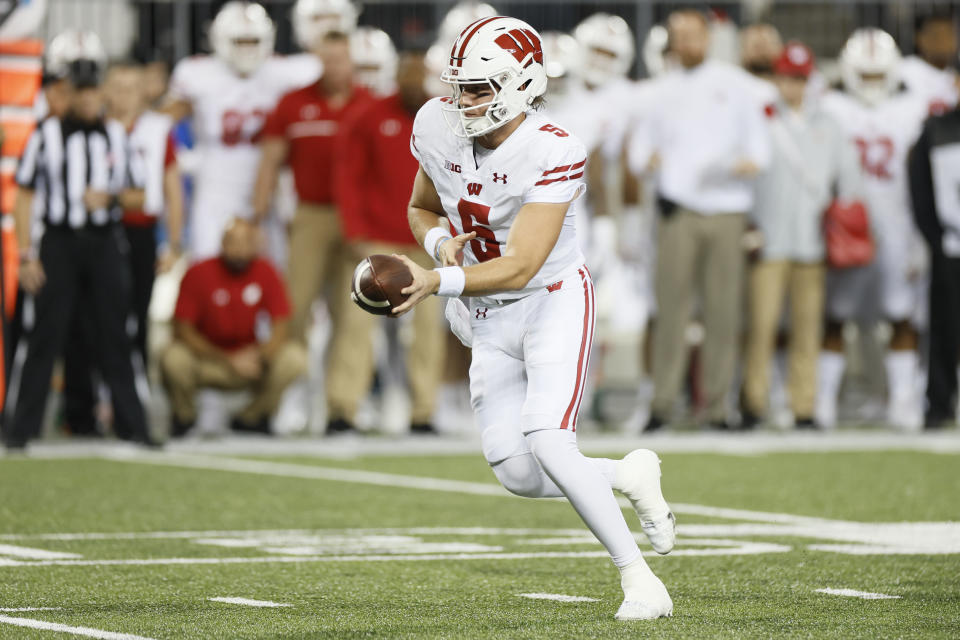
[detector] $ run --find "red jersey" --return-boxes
[262,83,372,205]
[335,94,419,244]
[174,257,291,351]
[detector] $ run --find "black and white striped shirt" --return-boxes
[15,116,142,229]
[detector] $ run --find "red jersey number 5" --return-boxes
[457,199,501,262]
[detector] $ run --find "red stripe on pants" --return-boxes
[561,268,592,430]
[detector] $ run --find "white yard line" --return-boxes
[815,588,901,600]
[100,451,853,527]
[0,544,82,560]
[9,431,960,460]
[208,597,291,608]
[0,615,156,639]
[0,607,62,612]
[517,593,599,603]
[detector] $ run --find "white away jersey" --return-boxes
[169,55,320,217]
[821,90,927,230]
[411,98,587,301]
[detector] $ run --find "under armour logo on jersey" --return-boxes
[475,307,488,319]
[494,29,543,67]
[467,183,483,196]
[492,173,507,184]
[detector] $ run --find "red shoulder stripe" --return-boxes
[540,158,586,176]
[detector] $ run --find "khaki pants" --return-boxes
[743,260,825,419]
[652,210,747,422]
[286,202,366,421]
[327,243,446,423]
[161,341,307,424]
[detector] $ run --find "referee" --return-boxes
[909,95,960,429]
[3,32,152,450]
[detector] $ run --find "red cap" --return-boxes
[773,41,815,78]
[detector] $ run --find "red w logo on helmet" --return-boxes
[494,29,543,67]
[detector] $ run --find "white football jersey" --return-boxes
[411,98,587,301]
[899,55,958,116]
[821,90,927,232]
[169,54,320,218]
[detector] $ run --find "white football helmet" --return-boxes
[46,29,107,82]
[540,31,579,98]
[438,2,498,47]
[425,42,451,97]
[573,13,635,88]
[292,0,359,51]
[839,28,902,106]
[441,16,548,138]
[642,24,671,78]
[210,1,275,76]
[351,27,398,96]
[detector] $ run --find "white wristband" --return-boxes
[435,266,466,297]
[424,227,453,262]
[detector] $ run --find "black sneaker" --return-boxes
[326,418,357,435]
[740,411,761,431]
[170,415,195,438]
[230,416,271,435]
[795,418,819,430]
[924,413,953,430]
[3,438,27,452]
[643,415,666,433]
[410,422,438,435]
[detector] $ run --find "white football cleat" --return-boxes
[615,448,676,554]
[615,557,673,621]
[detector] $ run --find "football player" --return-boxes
[818,29,930,430]
[391,16,675,621]
[292,0,359,51]
[350,27,398,97]
[163,1,319,259]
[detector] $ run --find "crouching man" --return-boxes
[161,218,305,435]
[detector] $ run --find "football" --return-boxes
[350,254,413,316]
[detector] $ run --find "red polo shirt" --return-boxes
[335,94,419,244]
[174,257,291,351]
[262,83,372,205]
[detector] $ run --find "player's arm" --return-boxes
[159,98,192,123]
[407,165,476,267]
[160,159,185,266]
[252,136,289,224]
[13,187,45,294]
[393,199,569,315]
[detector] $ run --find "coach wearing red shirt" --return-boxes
[252,30,372,434]
[335,50,445,432]
[161,219,306,435]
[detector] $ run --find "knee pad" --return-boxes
[490,453,555,498]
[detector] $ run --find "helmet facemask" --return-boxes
[441,67,543,138]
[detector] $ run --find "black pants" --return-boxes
[3,226,147,445]
[61,223,157,434]
[926,252,960,422]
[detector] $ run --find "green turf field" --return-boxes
[0,443,958,639]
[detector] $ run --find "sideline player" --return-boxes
[163,1,319,259]
[818,29,929,430]
[391,16,675,621]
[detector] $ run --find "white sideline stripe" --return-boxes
[518,593,599,603]
[0,615,156,639]
[101,452,848,527]
[0,607,62,612]
[816,588,901,600]
[0,544,82,559]
[208,597,291,608]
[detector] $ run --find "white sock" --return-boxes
[885,350,919,403]
[527,429,642,568]
[816,352,846,415]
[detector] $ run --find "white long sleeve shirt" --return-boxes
[628,59,771,215]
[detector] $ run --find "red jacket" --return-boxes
[335,94,419,245]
